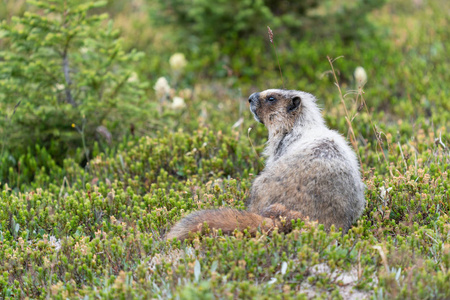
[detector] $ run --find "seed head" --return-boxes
[154,77,171,99]
[354,66,368,88]
[171,97,186,110]
[169,53,187,71]
[267,26,274,43]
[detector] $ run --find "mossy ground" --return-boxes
[1,0,449,299]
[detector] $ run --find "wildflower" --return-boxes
[49,235,61,252]
[154,77,170,99]
[267,26,274,43]
[354,66,367,88]
[171,96,186,110]
[169,53,187,71]
[55,84,65,91]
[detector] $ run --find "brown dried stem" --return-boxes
[327,56,387,164]
[268,26,284,89]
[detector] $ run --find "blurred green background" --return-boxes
[0,0,448,187]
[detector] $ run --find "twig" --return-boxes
[62,50,76,107]
[435,131,447,150]
[397,141,408,171]
[247,127,259,159]
[268,26,284,89]
[327,56,362,165]
[359,92,387,162]
[247,127,264,169]
[61,1,77,107]
[72,118,89,163]
[327,56,388,164]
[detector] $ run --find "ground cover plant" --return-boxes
[0,0,449,298]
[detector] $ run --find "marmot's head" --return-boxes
[248,89,325,160]
[249,89,312,135]
[249,89,323,138]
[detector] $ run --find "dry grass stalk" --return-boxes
[327,56,388,166]
[267,26,284,88]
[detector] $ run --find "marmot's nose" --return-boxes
[248,92,260,104]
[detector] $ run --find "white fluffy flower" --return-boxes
[154,77,170,99]
[354,66,367,87]
[171,96,186,110]
[169,53,187,71]
[55,84,65,91]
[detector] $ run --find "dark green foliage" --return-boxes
[155,0,275,43]
[0,0,150,165]
[153,0,385,78]
[155,0,384,43]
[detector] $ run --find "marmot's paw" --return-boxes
[260,203,289,219]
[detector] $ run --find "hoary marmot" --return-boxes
[166,89,366,241]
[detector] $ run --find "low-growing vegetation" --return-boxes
[0,0,449,298]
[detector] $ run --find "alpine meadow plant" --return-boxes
[0,0,149,168]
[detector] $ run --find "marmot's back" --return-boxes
[248,135,365,233]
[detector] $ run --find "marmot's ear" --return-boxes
[287,96,301,112]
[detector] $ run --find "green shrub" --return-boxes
[0,0,151,165]
[155,0,385,44]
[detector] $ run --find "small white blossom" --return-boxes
[55,84,65,91]
[80,47,89,54]
[154,77,170,99]
[49,235,61,252]
[354,66,368,88]
[171,96,186,110]
[169,53,187,71]
[379,186,392,200]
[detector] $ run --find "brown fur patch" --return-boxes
[166,209,278,241]
[252,91,301,138]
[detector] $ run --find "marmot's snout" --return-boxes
[248,92,263,124]
[248,92,260,104]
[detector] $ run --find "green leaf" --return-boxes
[91,1,107,8]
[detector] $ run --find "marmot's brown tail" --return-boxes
[165,208,279,241]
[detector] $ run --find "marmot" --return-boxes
[166,89,366,241]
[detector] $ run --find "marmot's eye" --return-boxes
[268,96,276,102]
